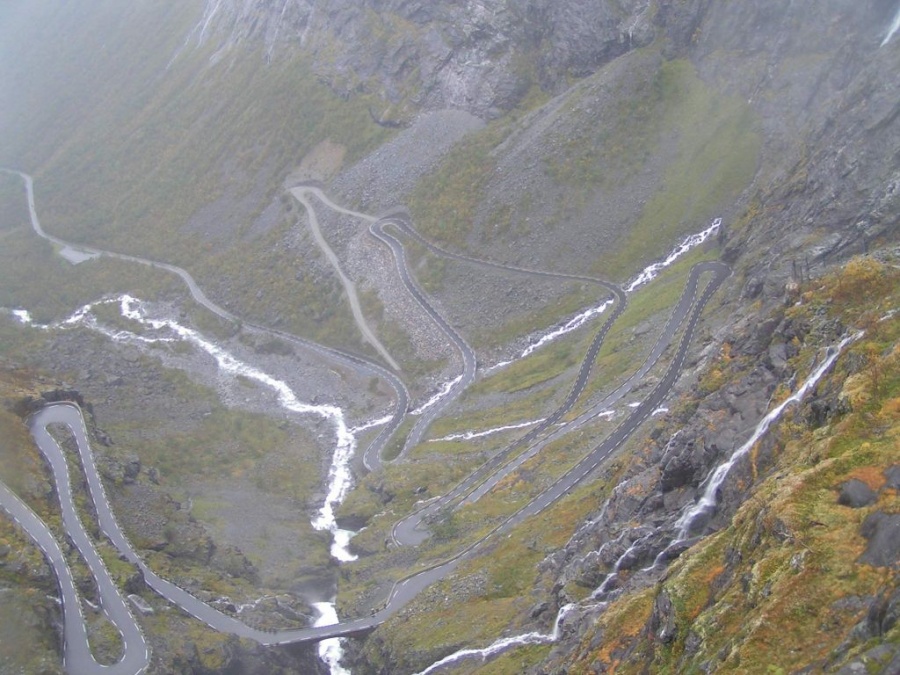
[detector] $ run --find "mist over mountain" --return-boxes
[0,1,898,674]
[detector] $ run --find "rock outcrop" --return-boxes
[187,0,659,116]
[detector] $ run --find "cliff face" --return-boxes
[535,257,900,674]
[188,0,900,265]
[187,0,658,116]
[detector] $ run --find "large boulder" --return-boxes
[838,478,878,508]
[859,512,900,567]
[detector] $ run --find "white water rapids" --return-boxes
[485,217,721,374]
[411,604,576,675]
[625,218,721,293]
[429,418,544,442]
[9,295,373,673]
[313,602,352,675]
[11,309,34,324]
[521,298,614,358]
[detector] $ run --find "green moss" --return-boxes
[0,519,63,673]
[595,59,759,280]
[86,610,124,666]
[568,257,900,674]
[473,330,591,397]
[407,122,512,250]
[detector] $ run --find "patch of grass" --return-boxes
[471,282,602,353]
[431,382,561,441]
[0,172,30,232]
[108,403,301,485]
[0,371,56,509]
[476,644,554,675]
[471,328,593,397]
[590,59,759,281]
[0,519,63,674]
[4,6,395,362]
[358,478,609,673]
[86,608,124,666]
[407,121,514,251]
[0,228,177,325]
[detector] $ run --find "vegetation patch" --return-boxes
[568,255,900,673]
[571,247,719,417]
[407,121,514,251]
[588,58,759,281]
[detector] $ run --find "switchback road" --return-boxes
[290,186,401,372]
[1,169,730,673]
[392,261,728,546]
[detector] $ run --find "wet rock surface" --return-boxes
[838,478,878,508]
[859,512,900,568]
[192,0,659,117]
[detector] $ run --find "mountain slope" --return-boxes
[0,1,898,674]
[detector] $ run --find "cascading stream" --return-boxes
[674,331,861,539]
[487,217,719,373]
[411,604,576,675]
[14,295,378,673]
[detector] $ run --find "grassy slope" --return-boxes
[564,257,900,673]
[593,58,759,280]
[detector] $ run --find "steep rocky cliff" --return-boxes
[185,0,658,117]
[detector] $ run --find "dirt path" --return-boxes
[290,187,401,372]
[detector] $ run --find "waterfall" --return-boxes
[625,219,721,293]
[429,418,544,442]
[521,299,614,357]
[32,294,373,674]
[590,533,653,602]
[882,3,900,46]
[675,332,861,539]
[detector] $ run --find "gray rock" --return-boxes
[883,465,900,491]
[838,479,877,508]
[742,277,764,299]
[123,455,142,484]
[649,590,676,644]
[859,512,900,567]
[530,601,550,619]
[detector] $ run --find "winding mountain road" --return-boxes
[367,216,479,455]
[0,475,149,675]
[0,169,730,673]
[1,169,408,472]
[392,261,729,546]
[373,208,628,456]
